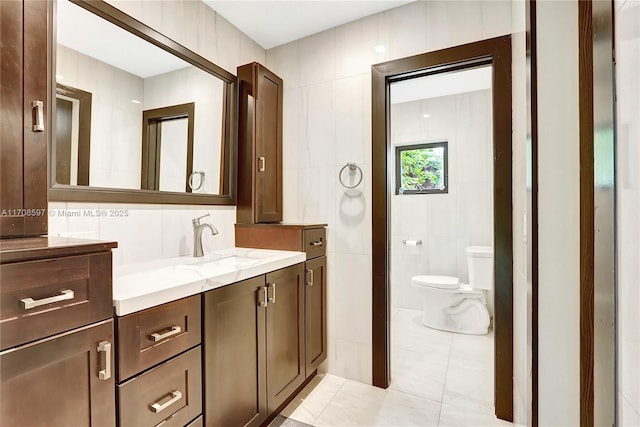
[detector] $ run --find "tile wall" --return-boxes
[389,90,494,311]
[56,44,143,189]
[265,0,519,404]
[48,0,266,265]
[616,0,640,424]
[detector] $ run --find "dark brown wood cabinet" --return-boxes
[117,347,202,427]
[115,296,203,427]
[1,319,116,427]
[0,0,49,237]
[304,255,327,374]
[203,263,305,426]
[237,62,283,224]
[0,237,117,427]
[235,224,328,376]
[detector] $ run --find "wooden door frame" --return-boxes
[371,35,514,421]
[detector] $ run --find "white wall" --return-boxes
[49,0,266,266]
[389,90,494,311]
[266,0,515,390]
[616,0,640,425]
[144,67,225,194]
[536,1,581,424]
[56,44,143,189]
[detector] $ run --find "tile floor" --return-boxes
[279,308,511,426]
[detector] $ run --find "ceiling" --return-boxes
[57,0,190,78]
[390,66,493,105]
[204,0,415,50]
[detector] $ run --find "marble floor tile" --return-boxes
[438,402,511,427]
[442,356,494,413]
[281,374,346,425]
[314,380,441,427]
[389,346,450,402]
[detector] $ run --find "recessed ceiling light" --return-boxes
[374,45,386,54]
[423,114,431,118]
[131,99,141,104]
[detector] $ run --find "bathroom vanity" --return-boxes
[110,245,326,427]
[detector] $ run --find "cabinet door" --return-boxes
[254,64,282,223]
[204,276,267,427]
[305,256,327,374]
[0,319,115,427]
[0,0,48,237]
[265,263,305,413]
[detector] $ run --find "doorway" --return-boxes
[371,36,513,421]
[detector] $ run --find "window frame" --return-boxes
[394,141,449,195]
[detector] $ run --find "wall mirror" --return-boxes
[50,0,237,205]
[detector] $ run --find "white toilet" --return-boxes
[411,246,493,335]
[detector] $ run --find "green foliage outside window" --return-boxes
[397,144,446,193]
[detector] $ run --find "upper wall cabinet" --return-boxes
[237,62,283,223]
[50,0,237,205]
[0,0,49,237]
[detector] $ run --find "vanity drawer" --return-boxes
[118,347,202,427]
[235,223,327,260]
[303,228,326,259]
[117,295,201,381]
[0,253,113,351]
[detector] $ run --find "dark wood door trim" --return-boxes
[526,0,539,424]
[578,2,595,425]
[371,35,514,421]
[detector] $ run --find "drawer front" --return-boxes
[0,252,113,351]
[118,347,202,427]
[117,295,201,381]
[303,228,326,259]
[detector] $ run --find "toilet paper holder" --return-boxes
[402,239,423,246]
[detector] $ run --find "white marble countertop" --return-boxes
[112,247,306,316]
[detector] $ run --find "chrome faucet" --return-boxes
[192,214,219,257]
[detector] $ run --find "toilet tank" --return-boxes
[465,246,494,290]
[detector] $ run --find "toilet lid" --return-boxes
[411,275,460,290]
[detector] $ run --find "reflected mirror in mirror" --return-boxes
[54,0,233,200]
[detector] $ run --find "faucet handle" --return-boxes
[192,213,210,225]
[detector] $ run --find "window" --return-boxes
[395,142,448,194]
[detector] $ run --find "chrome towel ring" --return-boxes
[188,171,205,191]
[339,162,363,189]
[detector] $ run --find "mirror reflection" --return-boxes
[55,0,226,195]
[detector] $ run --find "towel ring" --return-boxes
[339,162,363,189]
[188,171,205,191]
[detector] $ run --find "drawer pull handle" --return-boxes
[268,283,276,304]
[150,390,182,413]
[258,156,266,172]
[150,326,182,342]
[97,341,112,380]
[310,240,323,247]
[306,269,314,287]
[20,289,74,310]
[32,100,44,132]
[258,287,268,308]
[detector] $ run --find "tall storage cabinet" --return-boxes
[237,62,283,224]
[0,0,49,237]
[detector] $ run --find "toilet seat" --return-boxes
[411,275,459,289]
[411,275,482,294]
